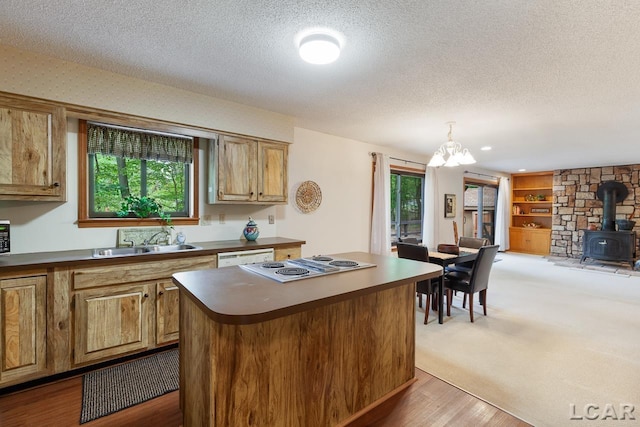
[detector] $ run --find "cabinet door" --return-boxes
[258,141,288,203]
[0,276,47,384]
[74,283,152,365]
[156,281,179,345]
[508,228,526,252]
[217,135,257,202]
[0,95,66,201]
[528,231,551,255]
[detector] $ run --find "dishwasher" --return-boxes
[217,248,275,267]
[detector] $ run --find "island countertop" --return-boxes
[172,251,443,325]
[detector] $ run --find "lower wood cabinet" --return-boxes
[71,255,217,366]
[509,227,551,255]
[74,283,153,365]
[0,275,47,385]
[0,244,302,387]
[156,280,179,344]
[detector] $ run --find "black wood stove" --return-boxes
[581,181,637,267]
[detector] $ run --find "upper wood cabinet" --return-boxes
[0,93,66,201]
[0,275,47,385]
[208,135,288,204]
[257,140,288,203]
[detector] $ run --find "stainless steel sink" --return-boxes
[92,244,202,258]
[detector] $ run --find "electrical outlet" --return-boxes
[268,215,275,224]
[219,213,226,224]
[201,214,213,225]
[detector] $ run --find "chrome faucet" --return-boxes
[123,238,136,247]
[143,230,171,246]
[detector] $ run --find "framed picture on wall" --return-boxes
[444,194,456,218]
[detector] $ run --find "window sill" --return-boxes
[77,218,200,228]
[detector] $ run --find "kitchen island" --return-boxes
[173,251,442,426]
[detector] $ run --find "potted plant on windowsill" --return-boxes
[117,195,172,227]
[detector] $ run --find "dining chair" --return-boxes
[444,244,499,322]
[398,237,419,244]
[448,236,491,273]
[458,236,490,249]
[396,242,438,324]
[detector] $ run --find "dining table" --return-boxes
[427,247,479,324]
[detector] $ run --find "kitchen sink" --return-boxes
[91,244,202,258]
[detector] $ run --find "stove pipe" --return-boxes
[596,181,629,231]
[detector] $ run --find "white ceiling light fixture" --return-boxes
[427,122,476,167]
[299,33,341,64]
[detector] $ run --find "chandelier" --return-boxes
[427,122,476,167]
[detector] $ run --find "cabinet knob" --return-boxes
[158,291,164,296]
[250,192,254,196]
[53,182,60,187]
[143,293,149,298]
[259,192,263,196]
[598,241,607,245]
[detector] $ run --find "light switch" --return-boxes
[268,215,275,224]
[219,213,226,224]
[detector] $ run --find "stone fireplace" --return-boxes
[550,165,640,258]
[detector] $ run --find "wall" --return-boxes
[0,44,295,254]
[0,44,294,142]
[433,167,508,246]
[551,165,640,257]
[277,128,435,256]
[0,44,441,256]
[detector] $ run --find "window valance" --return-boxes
[88,122,193,163]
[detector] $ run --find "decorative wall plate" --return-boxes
[295,181,322,213]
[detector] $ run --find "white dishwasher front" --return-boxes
[217,248,275,267]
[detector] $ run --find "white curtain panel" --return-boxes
[422,167,438,248]
[495,176,511,251]
[370,153,391,255]
[422,167,440,248]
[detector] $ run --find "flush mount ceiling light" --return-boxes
[427,122,476,167]
[299,33,341,64]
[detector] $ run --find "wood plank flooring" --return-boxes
[0,367,530,426]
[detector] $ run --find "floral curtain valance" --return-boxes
[88,122,193,163]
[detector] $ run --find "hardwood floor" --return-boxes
[0,367,530,426]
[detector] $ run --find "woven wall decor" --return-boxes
[295,181,322,213]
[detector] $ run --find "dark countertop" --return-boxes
[0,237,306,272]
[173,251,443,325]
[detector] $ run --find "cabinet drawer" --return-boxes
[73,256,216,289]
[274,246,301,261]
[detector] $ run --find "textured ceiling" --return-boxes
[1,0,639,173]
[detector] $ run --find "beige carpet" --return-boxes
[414,252,640,427]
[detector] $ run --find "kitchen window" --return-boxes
[77,119,200,227]
[391,169,424,245]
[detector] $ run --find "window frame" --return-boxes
[77,119,200,228]
[390,166,425,246]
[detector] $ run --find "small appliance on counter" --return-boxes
[0,220,9,255]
